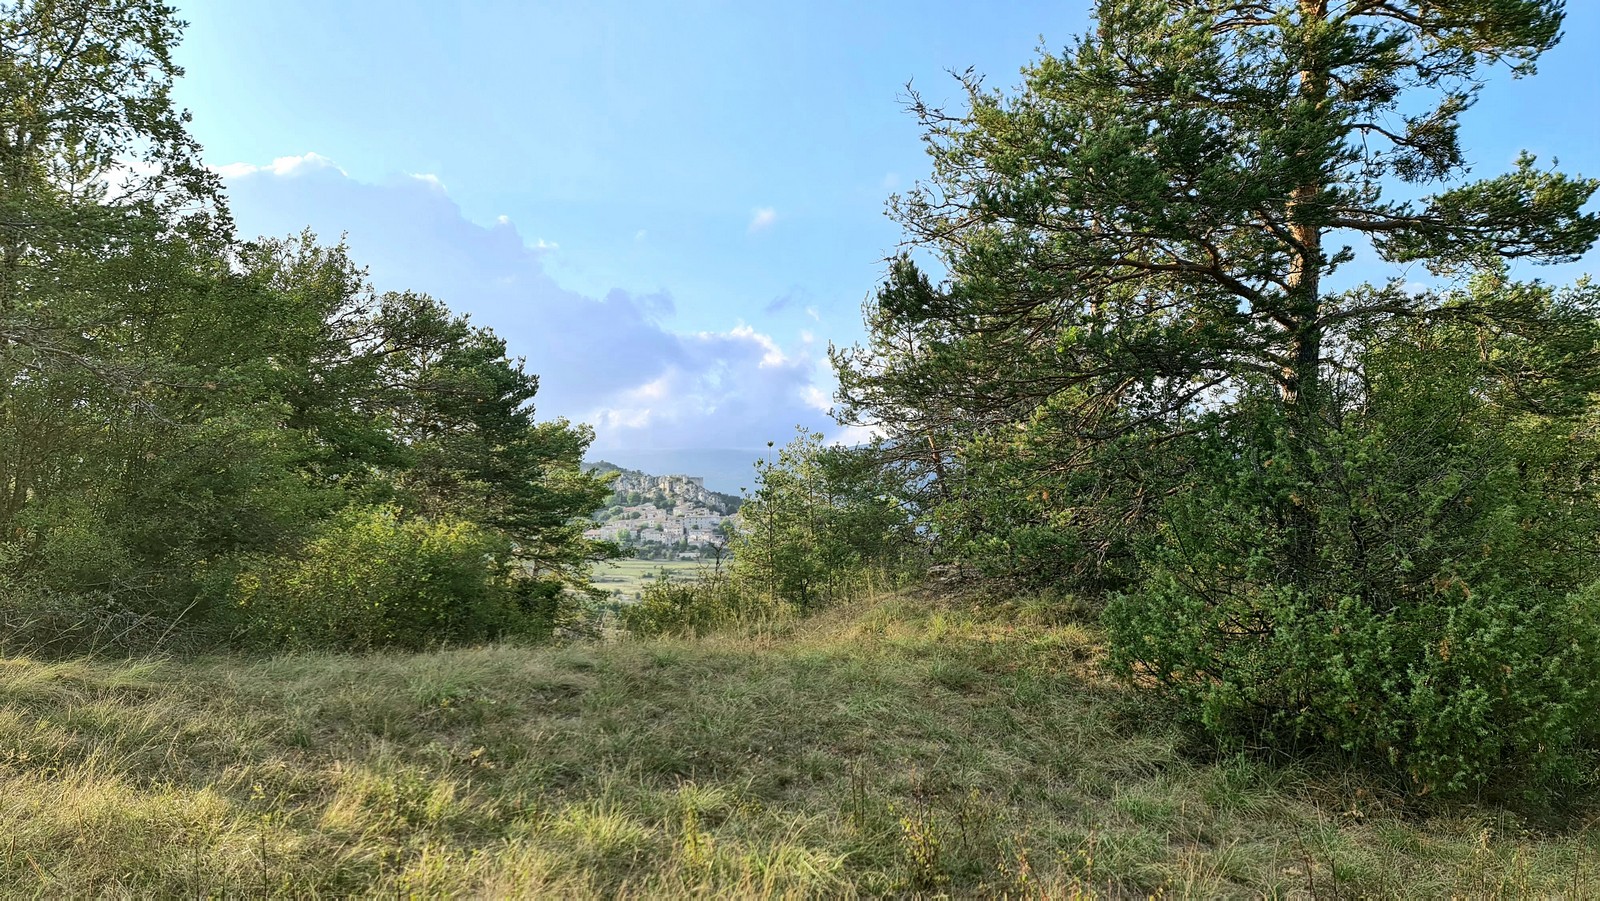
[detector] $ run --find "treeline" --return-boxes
[622,429,919,636]
[692,0,1600,799]
[0,1,614,652]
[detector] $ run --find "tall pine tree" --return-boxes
[835,0,1598,581]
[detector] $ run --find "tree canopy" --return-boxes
[0,0,616,651]
[833,0,1600,791]
[836,0,1597,578]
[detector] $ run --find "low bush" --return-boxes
[0,532,211,656]
[231,505,523,651]
[1109,566,1600,795]
[619,574,784,638]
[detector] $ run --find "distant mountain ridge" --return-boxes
[587,461,743,515]
[584,449,761,495]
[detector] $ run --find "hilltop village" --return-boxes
[583,463,742,559]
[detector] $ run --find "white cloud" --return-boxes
[98,157,164,202]
[829,423,882,447]
[583,323,827,449]
[803,385,831,412]
[627,374,671,401]
[216,154,836,451]
[728,323,787,368]
[212,162,257,179]
[748,206,778,233]
[634,229,648,242]
[410,172,446,190]
[597,405,654,430]
[212,152,345,180]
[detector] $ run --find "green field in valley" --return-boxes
[592,559,712,600]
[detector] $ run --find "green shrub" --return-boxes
[7,497,138,599]
[1110,565,1600,794]
[619,574,782,638]
[232,505,521,651]
[732,430,916,612]
[1106,309,1600,795]
[0,508,205,655]
[0,580,163,656]
[918,408,1163,596]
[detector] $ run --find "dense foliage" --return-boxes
[0,1,613,651]
[836,0,1600,793]
[233,506,522,652]
[622,430,918,637]
[1107,275,1600,792]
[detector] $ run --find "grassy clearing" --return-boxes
[1,593,1597,898]
[592,559,711,601]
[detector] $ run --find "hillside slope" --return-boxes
[588,461,742,515]
[1,595,1595,898]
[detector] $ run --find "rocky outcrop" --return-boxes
[588,462,741,514]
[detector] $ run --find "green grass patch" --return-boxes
[2,593,1597,897]
[592,559,712,600]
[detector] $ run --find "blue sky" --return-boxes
[170,1,1600,472]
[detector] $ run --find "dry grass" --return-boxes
[1,593,1596,897]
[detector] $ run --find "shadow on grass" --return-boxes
[2,594,1597,897]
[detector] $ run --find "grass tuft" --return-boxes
[2,592,1597,897]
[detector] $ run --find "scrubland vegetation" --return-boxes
[5,0,1600,896]
[6,594,1599,898]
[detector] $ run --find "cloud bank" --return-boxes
[217,155,836,452]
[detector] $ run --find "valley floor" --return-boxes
[1,593,1595,898]
[592,559,712,600]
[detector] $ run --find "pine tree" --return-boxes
[835,0,1598,581]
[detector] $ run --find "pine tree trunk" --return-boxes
[1281,230,1322,582]
[1280,0,1331,583]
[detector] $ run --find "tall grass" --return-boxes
[2,593,1596,897]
